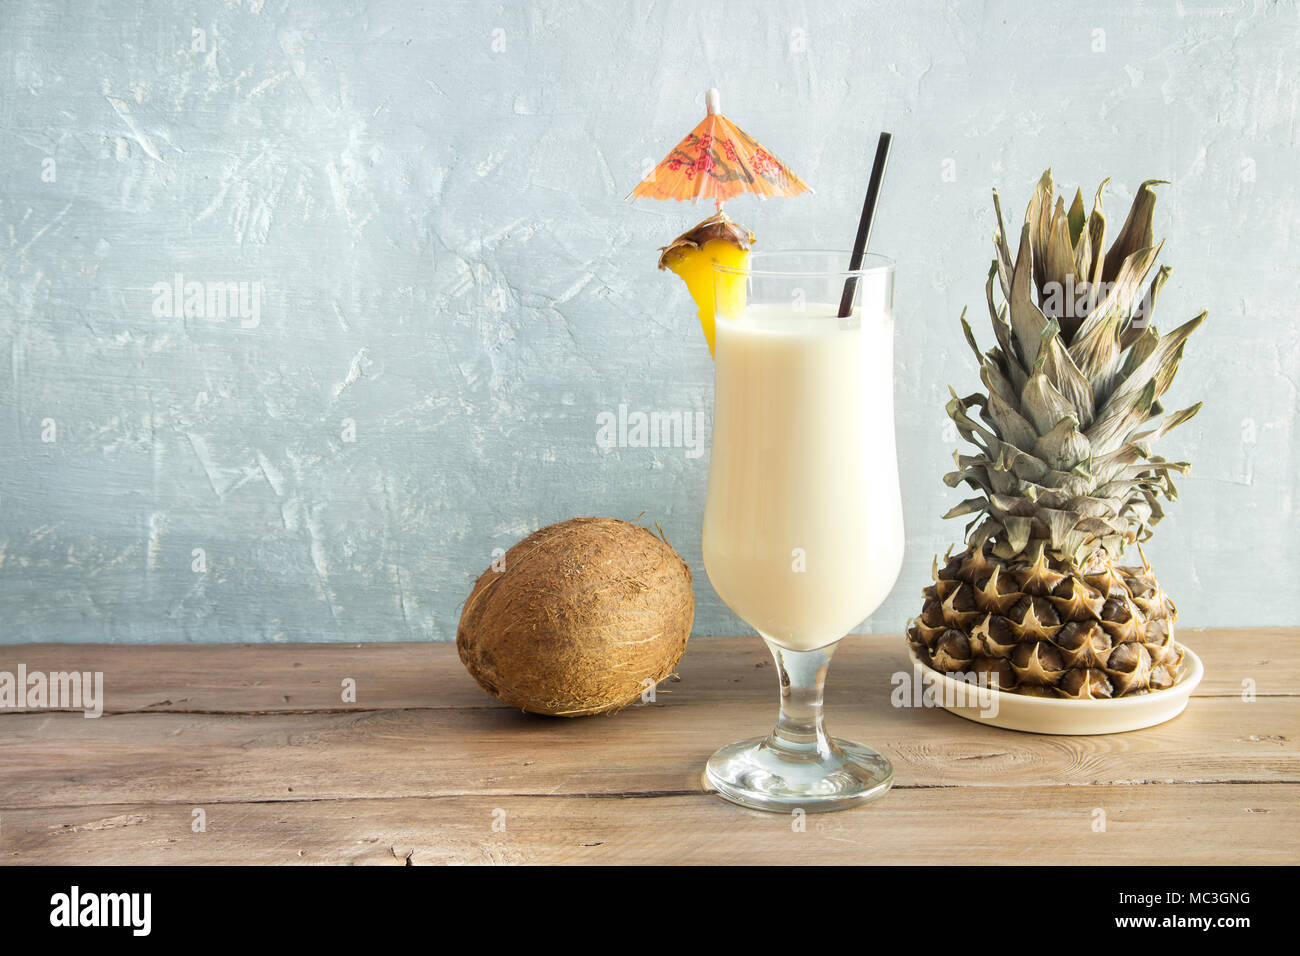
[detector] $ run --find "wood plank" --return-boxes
[1,695,1295,810]
[3,785,1295,865]
[0,628,1293,715]
[1,630,1294,864]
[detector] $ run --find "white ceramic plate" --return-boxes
[906,644,1204,735]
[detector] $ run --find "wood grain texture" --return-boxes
[1,627,1291,714]
[1,630,1297,864]
[4,786,1294,866]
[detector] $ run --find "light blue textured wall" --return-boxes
[1,0,1297,643]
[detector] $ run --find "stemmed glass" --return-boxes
[701,251,903,812]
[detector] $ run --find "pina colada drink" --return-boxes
[639,94,900,810]
[703,301,904,652]
[661,234,902,809]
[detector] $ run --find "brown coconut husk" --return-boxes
[456,517,695,717]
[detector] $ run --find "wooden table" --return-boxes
[1,628,1296,865]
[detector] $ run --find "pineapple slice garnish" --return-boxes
[658,212,753,357]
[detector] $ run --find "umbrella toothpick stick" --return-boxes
[706,89,724,213]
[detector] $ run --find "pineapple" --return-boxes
[658,211,753,356]
[907,170,1205,700]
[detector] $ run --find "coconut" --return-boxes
[456,517,694,717]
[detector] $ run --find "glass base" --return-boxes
[705,734,894,813]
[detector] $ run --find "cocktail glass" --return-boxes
[702,250,903,812]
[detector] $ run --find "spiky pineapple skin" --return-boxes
[911,169,1204,700]
[908,544,1184,698]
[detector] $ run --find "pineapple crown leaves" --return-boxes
[943,170,1205,566]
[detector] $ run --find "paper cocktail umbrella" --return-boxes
[629,89,811,206]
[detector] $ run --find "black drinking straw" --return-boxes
[837,131,893,318]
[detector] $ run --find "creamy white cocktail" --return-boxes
[703,300,903,651]
[701,251,901,812]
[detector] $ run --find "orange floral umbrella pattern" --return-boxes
[629,91,812,204]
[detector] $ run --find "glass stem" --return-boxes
[763,637,840,762]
